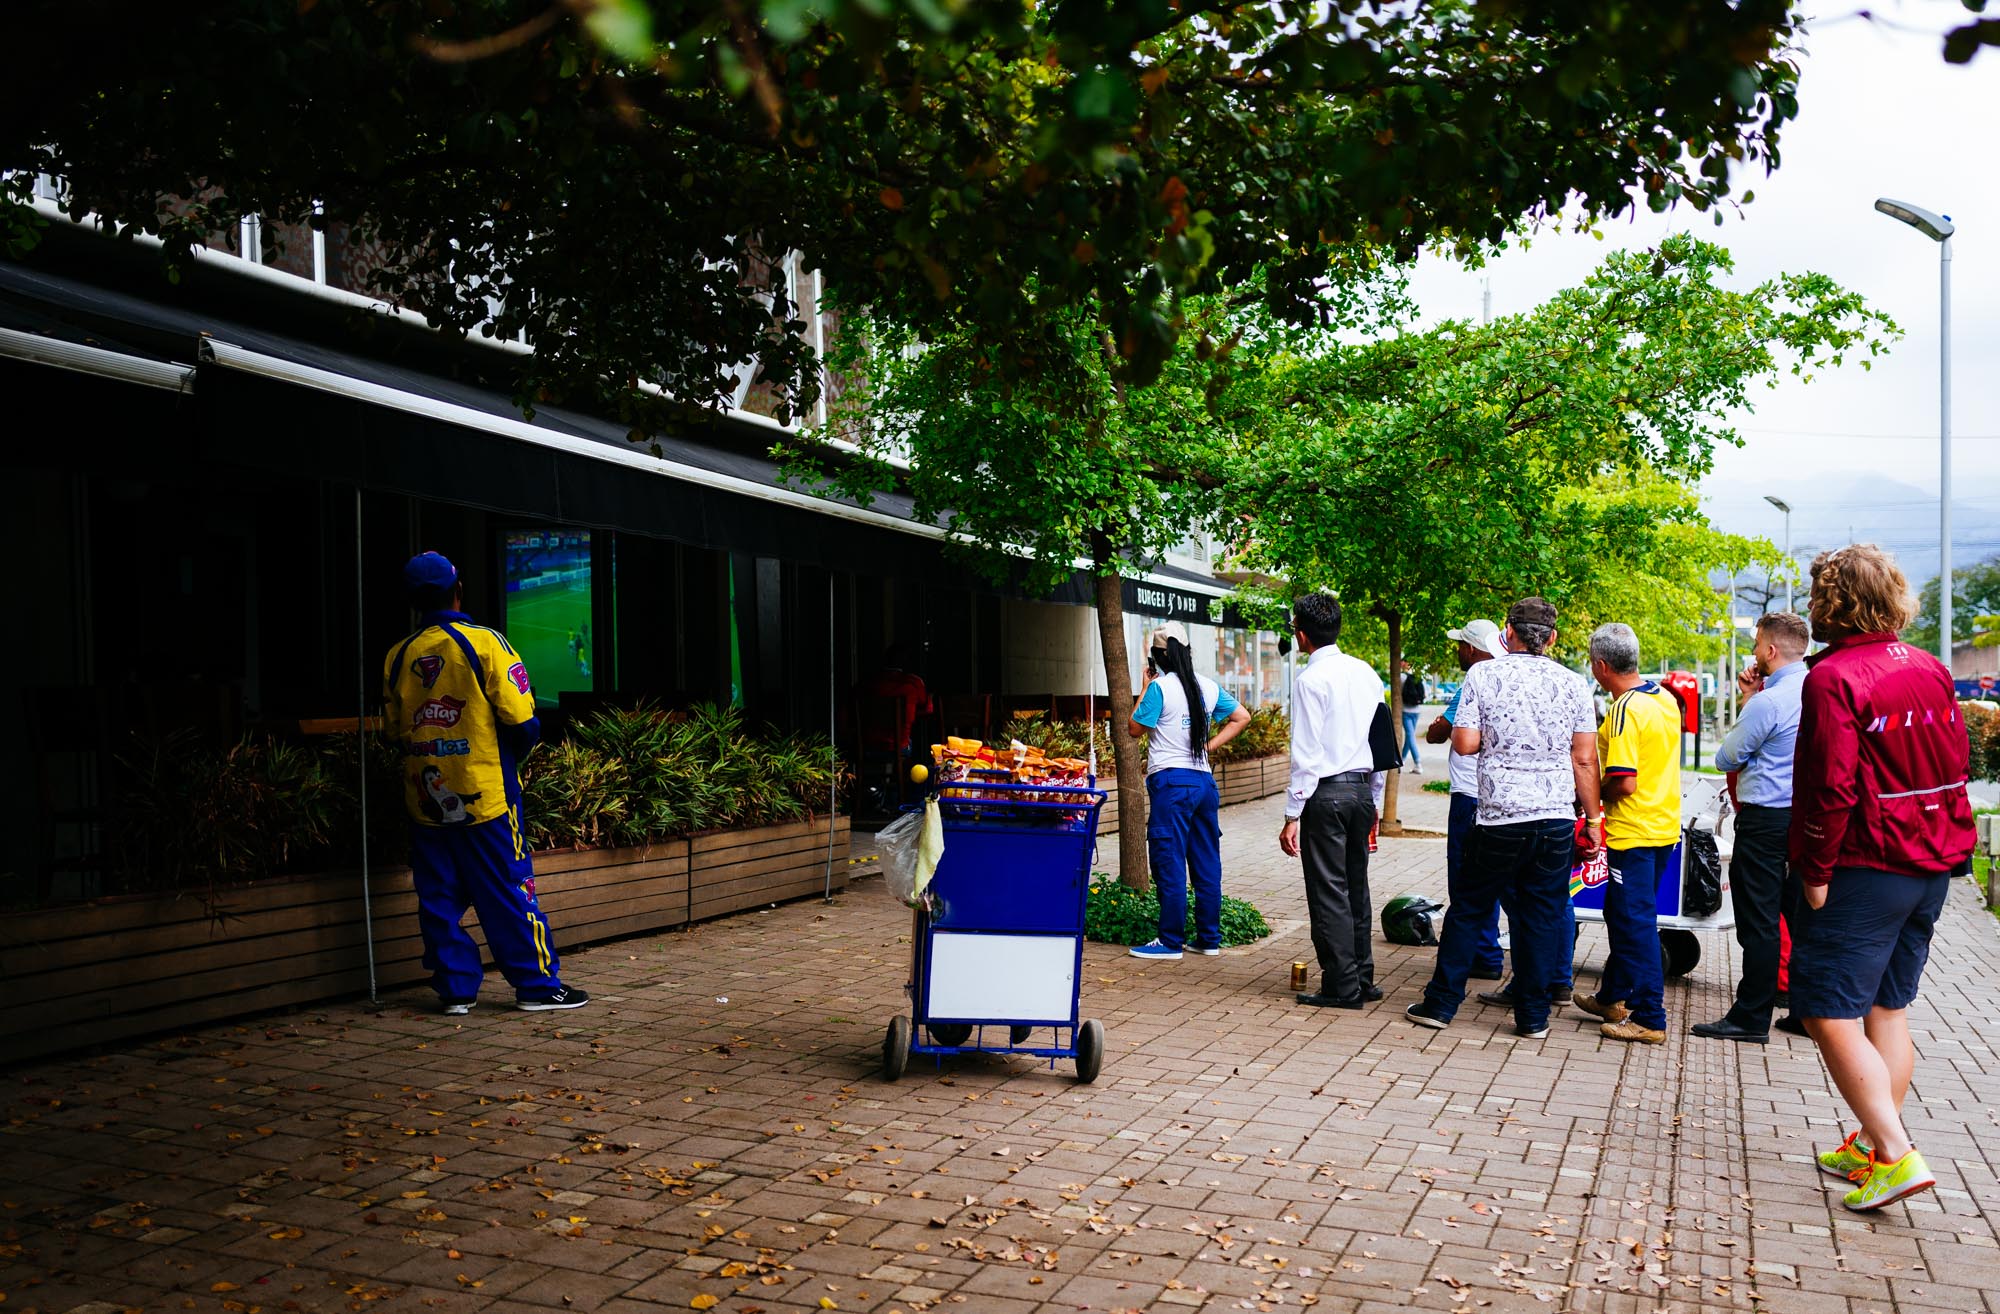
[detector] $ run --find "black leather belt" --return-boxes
[1321,770,1372,783]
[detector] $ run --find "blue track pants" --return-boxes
[408,813,564,1001]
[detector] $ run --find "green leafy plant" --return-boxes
[1083,876,1270,948]
[109,730,351,902]
[1422,779,1452,794]
[1210,706,1290,764]
[1000,713,1116,768]
[521,700,841,851]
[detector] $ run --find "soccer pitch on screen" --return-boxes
[502,530,595,708]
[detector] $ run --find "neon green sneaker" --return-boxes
[1842,1149,1937,1212]
[1817,1130,1872,1179]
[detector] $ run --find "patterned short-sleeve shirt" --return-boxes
[1453,652,1598,826]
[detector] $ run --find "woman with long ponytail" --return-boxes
[1125,621,1252,960]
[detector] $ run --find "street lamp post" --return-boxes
[1764,495,1792,612]
[1875,197,1955,671]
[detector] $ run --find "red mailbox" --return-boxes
[1659,670,1702,734]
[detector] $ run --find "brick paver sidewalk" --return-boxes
[6,778,2000,1314]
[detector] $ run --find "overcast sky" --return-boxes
[1401,0,1999,588]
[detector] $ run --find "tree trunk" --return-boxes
[1381,607,1403,835]
[1093,565,1150,890]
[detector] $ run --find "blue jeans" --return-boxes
[1599,844,1670,1030]
[1424,818,1574,1032]
[1400,711,1422,767]
[1147,769,1223,951]
[1445,793,1505,975]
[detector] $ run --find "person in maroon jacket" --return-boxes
[1790,544,1976,1213]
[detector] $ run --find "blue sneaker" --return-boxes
[1190,943,1222,957]
[1128,941,1183,961]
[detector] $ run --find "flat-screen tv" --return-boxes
[502,528,593,708]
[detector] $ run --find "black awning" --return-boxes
[0,256,956,578]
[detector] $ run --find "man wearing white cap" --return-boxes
[1427,620,1508,979]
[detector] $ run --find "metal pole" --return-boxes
[1783,510,1792,613]
[825,569,837,902]
[1939,234,1954,671]
[1726,580,1738,728]
[356,487,378,1004]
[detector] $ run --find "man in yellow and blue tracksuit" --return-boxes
[383,552,588,1015]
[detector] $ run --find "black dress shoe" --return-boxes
[1773,991,1789,1009]
[1296,991,1364,1008]
[1774,1014,1809,1036]
[1469,965,1505,981]
[1360,984,1384,1002]
[1476,985,1515,1007]
[1690,1017,1769,1044]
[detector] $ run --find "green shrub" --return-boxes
[1084,876,1271,947]
[1211,705,1290,763]
[1964,701,2000,783]
[102,702,843,903]
[522,700,840,850]
[1421,778,1452,793]
[110,729,352,901]
[1001,712,1115,764]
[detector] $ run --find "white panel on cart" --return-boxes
[927,933,1077,1022]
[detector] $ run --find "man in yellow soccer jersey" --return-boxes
[1576,622,1681,1044]
[383,552,588,1014]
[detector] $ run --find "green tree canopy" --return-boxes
[6,0,1816,427]
[1906,553,2000,655]
[1224,234,1891,824]
[778,279,1414,882]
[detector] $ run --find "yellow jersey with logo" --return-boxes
[382,613,538,827]
[1598,681,1683,848]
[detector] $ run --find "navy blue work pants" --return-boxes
[1147,768,1223,951]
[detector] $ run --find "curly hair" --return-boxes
[1807,544,1916,640]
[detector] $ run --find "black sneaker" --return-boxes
[517,985,590,1012]
[1469,965,1505,981]
[1514,1022,1549,1039]
[1405,1002,1448,1030]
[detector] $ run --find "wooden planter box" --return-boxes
[0,815,848,1065]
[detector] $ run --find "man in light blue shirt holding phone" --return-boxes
[1693,610,1810,1044]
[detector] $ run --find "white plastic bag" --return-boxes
[877,808,924,906]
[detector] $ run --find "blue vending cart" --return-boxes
[881,775,1109,1083]
[1570,790,1735,979]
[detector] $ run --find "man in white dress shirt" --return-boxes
[1278,592,1388,1008]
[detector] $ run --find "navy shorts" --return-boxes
[1789,866,1951,1019]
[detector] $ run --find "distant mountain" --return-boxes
[1704,472,2000,588]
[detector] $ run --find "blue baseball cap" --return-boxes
[403,551,459,603]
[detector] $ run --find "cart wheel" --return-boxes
[929,1023,972,1047]
[1659,929,1701,978]
[1009,1025,1033,1045]
[882,1016,911,1081]
[1074,1019,1105,1084]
